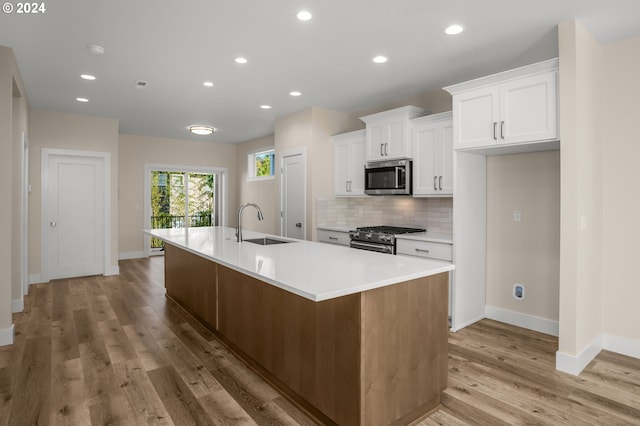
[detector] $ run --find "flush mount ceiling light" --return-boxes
[80,74,96,81]
[189,125,216,136]
[444,24,464,35]
[235,57,248,64]
[203,81,214,87]
[289,91,301,97]
[76,97,89,102]
[372,55,388,64]
[296,10,312,21]
[260,105,272,109]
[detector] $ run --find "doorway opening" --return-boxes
[144,165,226,256]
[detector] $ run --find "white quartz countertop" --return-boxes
[145,226,454,302]
[395,232,453,244]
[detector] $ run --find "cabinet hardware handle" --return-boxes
[439,176,443,190]
[329,236,338,240]
[380,143,384,156]
[433,176,438,191]
[50,221,56,227]
[415,248,430,253]
[493,122,497,140]
[500,121,505,140]
[385,143,389,156]
[346,181,349,192]
[296,222,302,228]
[348,180,352,192]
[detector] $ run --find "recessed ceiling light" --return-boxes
[444,24,464,35]
[297,10,312,21]
[87,44,104,56]
[372,55,388,64]
[260,105,272,109]
[235,57,248,64]
[80,74,96,81]
[289,91,301,97]
[189,125,216,136]
[76,97,89,103]
[203,81,214,87]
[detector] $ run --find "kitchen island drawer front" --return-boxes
[397,239,453,261]
[317,229,350,246]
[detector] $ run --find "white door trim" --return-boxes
[21,132,29,296]
[143,163,228,257]
[279,148,306,239]
[41,148,112,282]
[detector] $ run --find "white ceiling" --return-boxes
[1,0,639,144]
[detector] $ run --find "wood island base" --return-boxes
[164,243,449,426]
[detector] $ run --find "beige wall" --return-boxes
[0,46,28,337]
[602,34,640,342]
[486,151,560,321]
[351,89,453,120]
[29,109,119,278]
[558,21,604,355]
[118,134,237,256]
[236,134,277,235]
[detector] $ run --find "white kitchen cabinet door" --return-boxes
[499,71,557,144]
[360,106,427,162]
[446,59,559,153]
[412,112,453,196]
[333,130,365,196]
[453,85,499,150]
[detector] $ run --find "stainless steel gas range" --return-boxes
[349,225,426,255]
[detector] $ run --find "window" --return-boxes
[248,148,275,181]
[144,164,226,256]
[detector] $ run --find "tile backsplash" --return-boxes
[317,197,453,233]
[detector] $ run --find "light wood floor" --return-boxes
[1,257,638,425]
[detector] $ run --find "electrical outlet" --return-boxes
[513,284,525,300]
[513,210,522,222]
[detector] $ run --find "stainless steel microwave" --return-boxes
[364,159,412,195]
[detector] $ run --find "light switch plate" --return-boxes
[513,210,522,222]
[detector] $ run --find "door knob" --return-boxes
[295,222,302,228]
[50,221,56,227]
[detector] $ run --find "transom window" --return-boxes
[248,148,275,181]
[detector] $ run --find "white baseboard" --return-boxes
[105,265,120,276]
[119,251,145,260]
[604,334,640,360]
[450,313,485,332]
[485,305,559,337]
[0,324,15,346]
[556,334,603,376]
[29,273,42,285]
[12,298,24,313]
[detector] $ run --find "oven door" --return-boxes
[364,160,411,195]
[350,241,394,254]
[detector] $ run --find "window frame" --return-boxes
[247,147,275,181]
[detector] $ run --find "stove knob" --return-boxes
[365,233,372,239]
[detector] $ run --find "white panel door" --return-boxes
[281,154,305,240]
[47,155,104,279]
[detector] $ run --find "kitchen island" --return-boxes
[146,226,454,426]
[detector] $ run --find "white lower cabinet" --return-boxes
[396,238,453,321]
[317,229,350,246]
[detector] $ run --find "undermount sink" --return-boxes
[243,237,293,245]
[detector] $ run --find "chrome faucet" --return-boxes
[236,202,264,242]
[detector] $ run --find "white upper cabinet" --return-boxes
[360,106,428,162]
[333,129,366,196]
[411,112,453,196]
[445,58,558,152]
